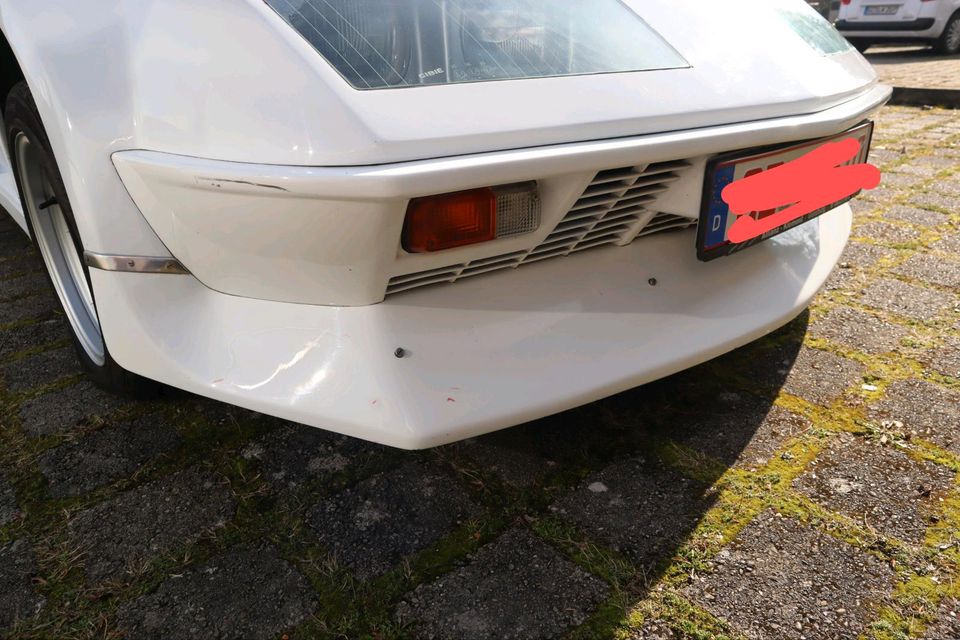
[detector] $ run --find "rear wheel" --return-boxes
[847,38,872,53]
[5,81,155,395]
[934,13,960,55]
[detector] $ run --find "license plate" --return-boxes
[697,121,874,262]
[864,4,900,15]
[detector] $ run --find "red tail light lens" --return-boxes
[403,189,497,253]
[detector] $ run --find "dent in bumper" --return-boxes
[91,205,852,449]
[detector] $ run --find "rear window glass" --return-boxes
[264,0,689,90]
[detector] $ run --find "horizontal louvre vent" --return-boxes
[386,160,696,297]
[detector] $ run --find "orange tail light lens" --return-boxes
[402,188,497,253]
[402,182,541,254]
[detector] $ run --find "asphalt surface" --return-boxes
[0,105,958,639]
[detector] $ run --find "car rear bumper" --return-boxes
[91,204,852,449]
[837,18,936,32]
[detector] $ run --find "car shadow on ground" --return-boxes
[452,309,808,577]
[865,44,954,64]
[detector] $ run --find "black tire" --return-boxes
[847,38,872,54]
[5,81,156,396]
[933,13,960,55]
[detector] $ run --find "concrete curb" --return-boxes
[889,87,960,109]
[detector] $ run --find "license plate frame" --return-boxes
[696,121,874,262]
[864,4,900,15]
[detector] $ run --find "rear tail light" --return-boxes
[402,182,540,253]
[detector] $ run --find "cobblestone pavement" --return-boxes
[866,46,960,90]
[0,105,958,640]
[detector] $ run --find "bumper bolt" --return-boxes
[648,278,658,286]
[395,348,406,359]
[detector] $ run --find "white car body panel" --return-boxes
[93,206,851,450]
[0,0,890,447]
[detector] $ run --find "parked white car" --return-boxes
[837,0,960,53]
[0,0,888,449]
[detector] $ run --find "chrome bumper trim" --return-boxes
[84,252,190,275]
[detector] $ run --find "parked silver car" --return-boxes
[837,0,960,53]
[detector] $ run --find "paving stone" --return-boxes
[869,380,960,455]
[921,598,960,640]
[397,528,608,640]
[850,198,879,216]
[853,221,921,245]
[707,330,803,398]
[788,349,865,405]
[69,467,236,584]
[924,337,960,379]
[687,512,893,640]
[0,256,42,279]
[0,293,56,326]
[934,232,960,254]
[116,544,315,640]
[886,205,949,228]
[866,147,903,166]
[751,347,863,406]
[668,392,811,469]
[241,423,382,492]
[2,346,80,392]
[307,462,478,579]
[39,413,182,498]
[810,307,911,355]
[860,278,956,323]
[840,242,895,270]
[825,242,895,292]
[461,435,552,488]
[18,380,128,437]
[0,473,18,526]
[0,270,46,301]
[862,186,901,204]
[893,253,960,290]
[879,172,926,189]
[0,317,66,360]
[910,190,957,212]
[794,433,953,542]
[0,540,45,632]
[191,396,266,429]
[932,177,960,197]
[0,229,31,258]
[551,458,711,568]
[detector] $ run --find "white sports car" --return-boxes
[0,0,888,449]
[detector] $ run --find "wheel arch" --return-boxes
[0,29,25,109]
[0,25,28,232]
[0,6,173,257]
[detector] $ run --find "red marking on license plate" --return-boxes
[721,138,880,244]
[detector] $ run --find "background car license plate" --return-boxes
[864,4,900,15]
[697,121,874,262]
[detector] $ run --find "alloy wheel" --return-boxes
[15,132,105,365]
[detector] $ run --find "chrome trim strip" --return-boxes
[84,252,190,275]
